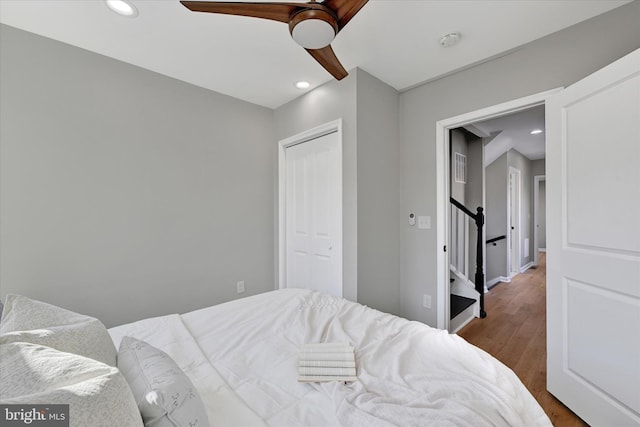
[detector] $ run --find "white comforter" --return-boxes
[109,289,551,426]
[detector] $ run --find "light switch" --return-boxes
[418,216,431,229]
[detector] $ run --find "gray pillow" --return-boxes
[118,336,210,427]
[0,294,116,366]
[0,341,143,427]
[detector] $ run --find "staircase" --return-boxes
[449,271,480,333]
[451,294,475,319]
[449,197,487,333]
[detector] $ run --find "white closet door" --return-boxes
[285,131,342,297]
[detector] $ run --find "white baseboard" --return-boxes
[539,248,546,253]
[486,277,500,288]
[450,303,477,334]
[451,314,475,334]
[520,262,534,273]
[487,276,512,288]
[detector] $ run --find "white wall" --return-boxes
[398,1,640,326]
[0,25,276,327]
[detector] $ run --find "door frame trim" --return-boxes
[277,119,343,291]
[533,174,546,267]
[435,88,562,330]
[508,166,522,276]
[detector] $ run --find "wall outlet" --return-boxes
[236,281,245,294]
[423,294,432,309]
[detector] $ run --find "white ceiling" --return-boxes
[472,105,546,166]
[0,0,631,108]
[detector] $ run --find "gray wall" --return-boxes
[449,130,467,274]
[538,180,547,250]
[398,1,640,325]
[2,0,639,330]
[0,25,276,327]
[532,159,546,252]
[450,130,467,202]
[448,129,483,281]
[485,154,508,282]
[465,134,484,282]
[355,70,400,315]
[531,159,546,177]
[273,69,400,315]
[273,72,358,303]
[507,149,533,268]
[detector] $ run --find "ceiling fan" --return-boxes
[180,0,370,80]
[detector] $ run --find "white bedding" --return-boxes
[109,289,551,426]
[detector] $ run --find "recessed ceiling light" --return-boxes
[530,129,543,135]
[296,81,311,90]
[105,0,138,17]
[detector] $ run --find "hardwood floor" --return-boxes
[458,253,589,426]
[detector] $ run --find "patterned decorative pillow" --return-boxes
[0,294,116,366]
[118,336,210,427]
[0,341,143,427]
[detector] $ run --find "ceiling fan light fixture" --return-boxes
[289,9,338,50]
[105,0,138,17]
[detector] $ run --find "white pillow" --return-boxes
[0,294,116,366]
[0,341,143,427]
[118,336,210,427]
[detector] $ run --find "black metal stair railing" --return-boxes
[450,197,487,318]
[486,235,507,246]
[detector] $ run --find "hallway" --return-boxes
[458,254,588,426]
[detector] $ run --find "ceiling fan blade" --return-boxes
[321,0,369,30]
[306,45,348,80]
[180,1,303,23]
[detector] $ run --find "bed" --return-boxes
[1,289,551,426]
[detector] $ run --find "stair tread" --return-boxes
[450,294,476,320]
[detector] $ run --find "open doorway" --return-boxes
[435,88,560,331]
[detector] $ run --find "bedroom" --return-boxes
[1,1,639,426]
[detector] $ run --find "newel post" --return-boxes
[474,207,487,318]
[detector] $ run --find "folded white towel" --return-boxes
[298,342,357,383]
[298,366,357,377]
[299,360,356,368]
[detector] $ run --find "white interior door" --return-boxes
[533,175,546,267]
[508,167,521,275]
[285,131,342,297]
[546,48,640,426]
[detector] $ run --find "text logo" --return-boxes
[0,405,69,426]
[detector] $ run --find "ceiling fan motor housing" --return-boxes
[289,8,339,50]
